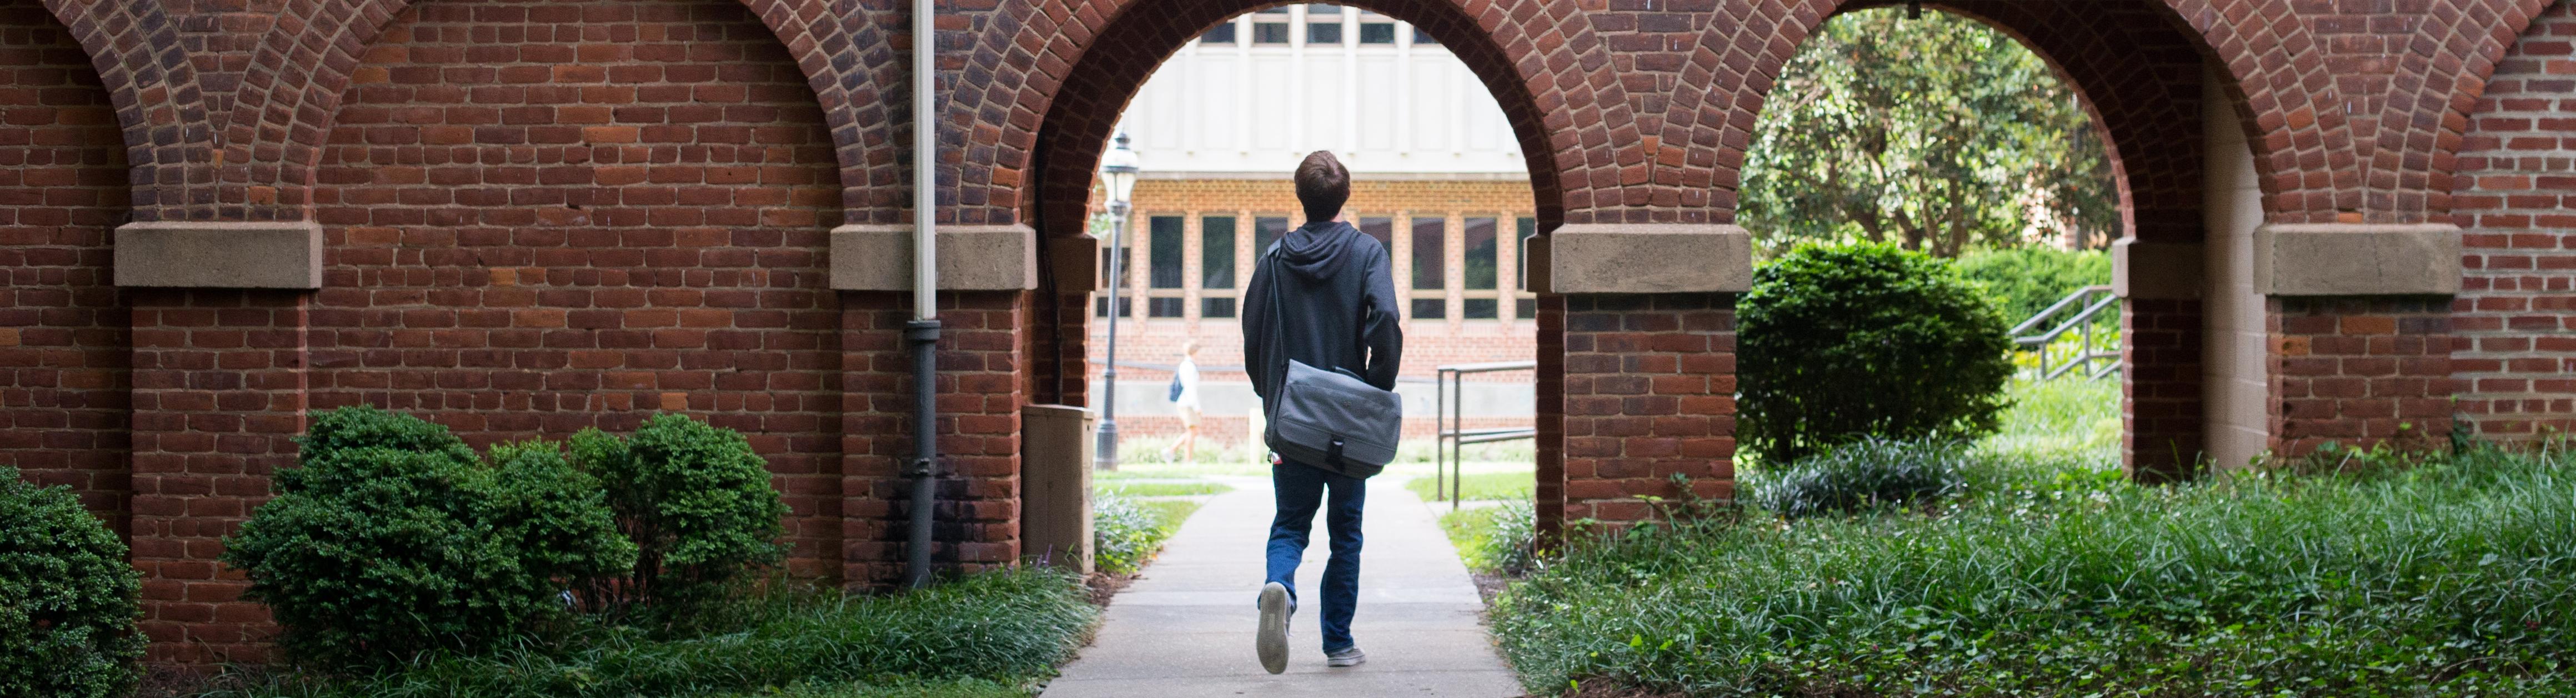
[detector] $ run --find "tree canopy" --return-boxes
[1739,9,2117,258]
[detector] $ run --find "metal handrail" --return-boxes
[1433,359,1537,510]
[2011,285,2123,381]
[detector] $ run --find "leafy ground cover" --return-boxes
[189,570,1098,698]
[1095,480,1232,498]
[1091,490,1206,576]
[1491,428,2576,696]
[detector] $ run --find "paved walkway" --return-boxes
[1041,474,1524,697]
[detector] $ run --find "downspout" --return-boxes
[905,0,940,590]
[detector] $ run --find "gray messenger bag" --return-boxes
[1257,253,1403,479]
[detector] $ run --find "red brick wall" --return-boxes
[2124,299,2207,480]
[2276,297,2459,455]
[2454,0,2576,441]
[9,0,2570,669]
[0,0,131,533]
[128,289,307,664]
[304,0,849,578]
[1558,293,1734,526]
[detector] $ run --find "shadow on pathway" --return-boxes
[1040,473,1523,697]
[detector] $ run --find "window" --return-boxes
[1359,22,1395,44]
[1462,217,1499,319]
[1255,216,1290,255]
[1410,217,1446,320]
[1412,299,1446,319]
[1202,216,1237,289]
[1464,299,1497,319]
[1411,218,1444,290]
[1359,217,1394,252]
[1095,237,1129,319]
[1149,216,1184,289]
[1412,27,1439,45]
[1516,217,1538,318]
[1201,215,1237,319]
[1148,298,1185,318]
[1200,23,1236,44]
[1254,9,1290,44]
[1307,21,1342,45]
[1462,217,1497,290]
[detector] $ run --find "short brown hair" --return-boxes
[1294,150,1349,223]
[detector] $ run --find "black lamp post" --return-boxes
[1096,133,1140,471]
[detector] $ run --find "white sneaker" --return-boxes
[1326,646,1367,667]
[1256,582,1291,674]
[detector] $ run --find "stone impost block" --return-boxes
[1547,224,1751,294]
[113,221,324,289]
[2113,238,2205,299]
[1050,232,1100,294]
[2255,223,2460,296]
[1520,232,1549,293]
[831,224,1039,292]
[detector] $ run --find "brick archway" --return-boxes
[213,0,898,223]
[0,0,133,535]
[945,0,1638,229]
[28,0,207,222]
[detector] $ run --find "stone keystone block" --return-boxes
[114,221,324,289]
[1548,224,1752,294]
[2255,223,2460,296]
[831,224,1039,291]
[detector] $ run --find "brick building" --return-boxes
[0,0,2568,666]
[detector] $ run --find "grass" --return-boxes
[1407,471,1536,503]
[1094,480,1231,498]
[190,570,1099,698]
[1491,445,2576,696]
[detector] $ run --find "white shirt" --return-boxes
[1172,356,1202,411]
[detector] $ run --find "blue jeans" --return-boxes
[1263,459,1365,652]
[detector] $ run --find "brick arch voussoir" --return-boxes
[954,0,1633,234]
[222,0,879,223]
[1684,0,2336,228]
[35,0,211,221]
[2157,0,2354,222]
[2406,0,2553,219]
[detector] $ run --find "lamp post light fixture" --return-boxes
[1096,132,1141,472]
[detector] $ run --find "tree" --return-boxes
[1739,9,2117,258]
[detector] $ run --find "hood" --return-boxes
[1273,220,1372,280]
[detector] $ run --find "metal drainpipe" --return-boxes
[905,0,940,590]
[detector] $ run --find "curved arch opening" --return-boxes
[1038,1,1553,524]
[1736,1,2262,480]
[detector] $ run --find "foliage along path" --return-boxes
[1041,474,1521,697]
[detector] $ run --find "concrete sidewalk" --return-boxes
[1040,474,1524,697]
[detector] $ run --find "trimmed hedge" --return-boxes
[1737,243,2016,463]
[569,414,789,628]
[223,407,636,666]
[1,469,142,697]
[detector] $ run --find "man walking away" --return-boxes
[1242,150,1402,674]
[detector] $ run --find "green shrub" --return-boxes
[223,407,634,666]
[1091,493,1176,575]
[193,569,1099,698]
[1441,499,1540,576]
[1494,446,2576,696]
[1748,437,1969,519]
[1,469,142,697]
[1738,243,2016,463]
[570,414,790,627]
[1953,245,2112,323]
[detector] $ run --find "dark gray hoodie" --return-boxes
[1242,220,1404,404]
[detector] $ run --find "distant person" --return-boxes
[1164,340,1203,462]
[1242,150,1403,673]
